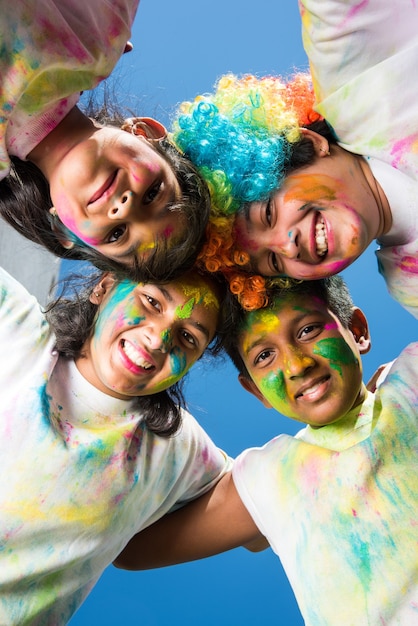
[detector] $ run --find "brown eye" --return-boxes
[107,225,126,243]
[144,181,162,204]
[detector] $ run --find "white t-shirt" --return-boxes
[233,347,418,625]
[300,0,418,319]
[0,267,230,625]
[1,0,139,179]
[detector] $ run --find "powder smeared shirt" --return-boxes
[300,0,418,319]
[0,0,139,178]
[0,267,230,625]
[234,351,418,625]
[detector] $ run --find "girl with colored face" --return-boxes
[76,272,221,399]
[237,291,369,427]
[0,0,210,280]
[0,265,230,624]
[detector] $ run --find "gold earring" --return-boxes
[320,147,330,156]
[49,207,58,217]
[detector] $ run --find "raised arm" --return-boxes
[114,471,268,571]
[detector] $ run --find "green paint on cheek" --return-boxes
[313,338,358,377]
[175,298,195,320]
[260,369,287,405]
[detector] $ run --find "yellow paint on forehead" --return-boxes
[241,308,281,354]
[179,283,220,311]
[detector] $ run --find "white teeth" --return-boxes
[300,381,321,397]
[315,215,328,257]
[122,341,154,369]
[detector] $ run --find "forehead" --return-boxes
[281,172,338,202]
[238,291,329,340]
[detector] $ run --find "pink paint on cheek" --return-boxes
[234,222,260,253]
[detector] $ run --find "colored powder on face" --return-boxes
[313,337,358,376]
[94,280,143,339]
[241,308,281,356]
[283,173,338,204]
[175,297,195,320]
[150,347,188,393]
[160,328,172,347]
[178,282,220,311]
[260,368,287,405]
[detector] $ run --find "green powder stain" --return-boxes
[175,297,195,320]
[260,369,287,404]
[313,338,358,377]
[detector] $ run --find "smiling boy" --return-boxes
[115,276,418,625]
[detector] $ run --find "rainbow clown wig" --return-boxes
[171,73,324,310]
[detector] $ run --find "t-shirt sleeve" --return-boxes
[165,411,233,512]
[0,267,54,377]
[232,441,279,540]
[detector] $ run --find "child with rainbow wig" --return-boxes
[171,0,418,318]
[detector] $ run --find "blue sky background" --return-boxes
[69,1,418,623]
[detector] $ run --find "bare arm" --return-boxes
[114,471,268,571]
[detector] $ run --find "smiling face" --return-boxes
[237,292,369,427]
[233,147,383,279]
[76,273,221,399]
[48,125,184,264]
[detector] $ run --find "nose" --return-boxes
[271,229,300,260]
[108,190,134,220]
[284,348,314,379]
[144,325,173,354]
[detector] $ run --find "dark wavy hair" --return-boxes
[45,269,226,436]
[221,275,354,379]
[0,125,211,284]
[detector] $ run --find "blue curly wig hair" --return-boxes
[170,72,323,310]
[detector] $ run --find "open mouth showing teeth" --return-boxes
[295,376,330,399]
[315,214,328,257]
[121,340,154,370]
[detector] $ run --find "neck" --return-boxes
[358,156,392,237]
[27,106,96,181]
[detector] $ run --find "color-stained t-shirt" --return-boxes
[299,0,418,319]
[234,347,418,625]
[0,267,230,625]
[0,0,139,179]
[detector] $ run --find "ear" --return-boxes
[89,273,116,305]
[49,207,75,249]
[349,306,371,355]
[238,374,273,409]
[299,127,330,157]
[121,117,167,141]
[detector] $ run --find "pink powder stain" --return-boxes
[324,321,338,330]
[390,133,418,169]
[37,18,90,61]
[398,255,418,274]
[233,221,259,253]
[340,0,369,27]
[162,225,175,239]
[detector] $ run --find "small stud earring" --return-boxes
[320,148,330,156]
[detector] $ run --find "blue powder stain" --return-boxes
[169,348,187,377]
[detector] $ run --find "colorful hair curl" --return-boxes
[171,72,321,310]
